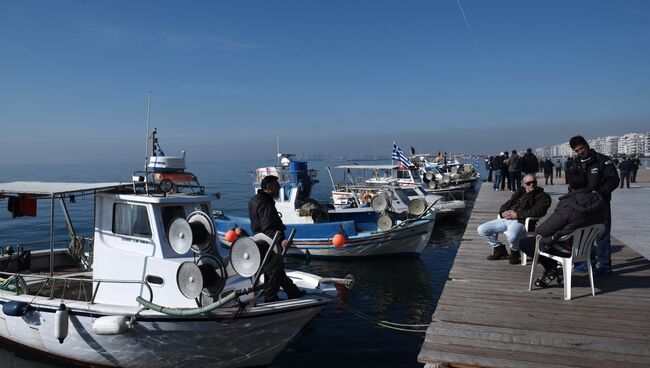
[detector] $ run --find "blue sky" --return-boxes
[1,0,649,164]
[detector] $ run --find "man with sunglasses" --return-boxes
[477,174,551,264]
[569,135,619,276]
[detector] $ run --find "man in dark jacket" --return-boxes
[521,148,539,176]
[477,174,552,264]
[249,175,305,301]
[618,156,633,189]
[543,158,554,185]
[569,135,619,276]
[491,153,504,191]
[520,168,606,287]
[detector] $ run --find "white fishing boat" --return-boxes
[0,136,343,367]
[214,157,435,259]
[328,165,466,219]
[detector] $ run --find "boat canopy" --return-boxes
[0,181,129,197]
[331,165,400,170]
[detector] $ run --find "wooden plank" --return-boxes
[425,321,650,357]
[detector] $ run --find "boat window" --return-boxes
[161,206,186,230]
[396,170,411,179]
[403,188,419,197]
[394,189,410,204]
[412,171,422,181]
[113,203,152,238]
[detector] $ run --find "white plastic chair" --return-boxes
[528,224,604,301]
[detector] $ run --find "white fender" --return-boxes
[54,303,69,344]
[92,315,132,335]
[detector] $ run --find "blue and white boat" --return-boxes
[214,156,435,259]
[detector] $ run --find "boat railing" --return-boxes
[132,170,205,195]
[0,270,154,304]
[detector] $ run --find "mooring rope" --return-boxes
[337,299,429,333]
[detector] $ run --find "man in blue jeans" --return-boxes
[477,174,551,264]
[569,135,619,276]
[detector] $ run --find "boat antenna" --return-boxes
[144,91,152,171]
[276,136,281,164]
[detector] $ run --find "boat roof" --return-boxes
[331,164,400,170]
[0,181,130,197]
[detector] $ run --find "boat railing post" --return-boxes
[50,195,55,278]
[91,281,102,304]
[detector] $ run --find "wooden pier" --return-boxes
[418,181,650,368]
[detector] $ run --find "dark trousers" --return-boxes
[620,171,630,188]
[544,171,554,185]
[519,237,563,272]
[509,171,521,191]
[500,170,508,190]
[556,168,561,177]
[487,169,493,182]
[264,259,302,299]
[631,169,638,183]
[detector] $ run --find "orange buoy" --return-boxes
[225,229,238,243]
[332,233,346,247]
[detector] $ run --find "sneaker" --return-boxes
[487,244,509,260]
[573,262,588,273]
[594,267,612,277]
[534,268,561,288]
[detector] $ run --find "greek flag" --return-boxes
[392,142,413,168]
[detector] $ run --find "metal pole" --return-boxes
[50,195,55,277]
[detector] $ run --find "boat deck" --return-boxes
[418,181,650,368]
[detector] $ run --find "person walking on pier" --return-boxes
[543,158,554,185]
[508,150,522,191]
[631,156,641,183]
[500,151,510,191]
[618,156,633,189]
[569,135,619,276]
[521,148,539,176]
[485,155,493,182]
[520,168,606,287]
[563,157,573,184]
[555,159,562,178]
[477,174,551,264]
[492,153,504,191]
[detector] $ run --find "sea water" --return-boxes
[0,160,481,367]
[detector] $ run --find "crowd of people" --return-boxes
[479,135,624,288]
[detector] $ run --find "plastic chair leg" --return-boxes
[521,252,527,266]
[529,252,539,291]
[588,261,595,296]
[562,259,572,300]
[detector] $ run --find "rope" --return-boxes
[336,297,429,333]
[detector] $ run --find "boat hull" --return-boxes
[216,216,434,259]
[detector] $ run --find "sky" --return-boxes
[1,0,649,164]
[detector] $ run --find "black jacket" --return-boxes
[249,191,286,241]
[498,186,552,223]
[492,155,504,172]
[618,159,633,172]
[571,149,619,202]
[522,152,539,173]
[536,189,606,241]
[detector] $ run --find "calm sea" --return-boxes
[0,159,482,367]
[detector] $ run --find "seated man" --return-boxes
[477,174,551,264]
[520,168,606,287]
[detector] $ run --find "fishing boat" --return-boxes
[410,153,480,189]
[328,165,466,218]
[0,136,344,368]
[214,156,435,259]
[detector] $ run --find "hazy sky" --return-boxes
[1,0,649,164]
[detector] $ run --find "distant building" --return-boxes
[537,131,648,158]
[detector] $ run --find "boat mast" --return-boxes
[144,91,152,171]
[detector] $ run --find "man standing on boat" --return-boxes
[249,175,305,301]
[569,135,619,276]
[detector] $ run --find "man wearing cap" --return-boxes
[569,135,619,276]
[477,174,551,264]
